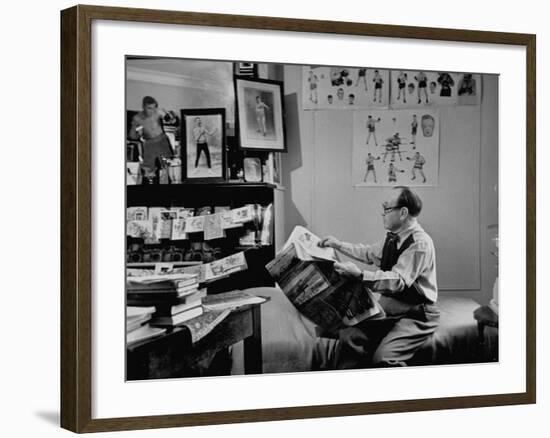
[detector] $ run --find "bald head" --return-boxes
[394,186,423,217]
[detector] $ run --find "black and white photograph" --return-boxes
[457,73,481,105]
[124,56,499,381]
[235,77,287,151]
[389,70,482,109]
[181,108,226,181]
[243,157,263,182]
[302,66,391,109]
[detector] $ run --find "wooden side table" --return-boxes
[127,301,266,380]
[473,305,499,361]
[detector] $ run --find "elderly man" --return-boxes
[316,186,440,368]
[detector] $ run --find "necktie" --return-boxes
[380,232,400,271]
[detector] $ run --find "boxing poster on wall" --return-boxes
[352,109,440,187]
[302,66,390,110]
[389,71,481,109]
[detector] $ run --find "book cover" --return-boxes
[127,306,156,318]
[128,288,206,307]
[126,314,153,332]
[154,298,202,317]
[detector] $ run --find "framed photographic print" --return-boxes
[243,156,263,182]
[235,77,287,151]
[181,108,226,182]
[61,4,535,433]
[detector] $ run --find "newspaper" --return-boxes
[266,226,384,331]
[281,226,338,261]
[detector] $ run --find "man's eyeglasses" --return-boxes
[382,204,401,215]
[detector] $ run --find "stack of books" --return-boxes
[126,306,166,347]
[126,272,205,328]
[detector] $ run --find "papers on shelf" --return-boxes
[231,205,256,224]
[203,213,225,240]
[179,251,248,283]
[126,205,258,240]
[184,216,205,233]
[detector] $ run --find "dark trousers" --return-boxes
[142,133,173,171]
[313,300,440,369]
[195,142,212,168]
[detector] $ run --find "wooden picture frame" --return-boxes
[61,4,536,433]
[235,77,287,152]
[180,108,227,183]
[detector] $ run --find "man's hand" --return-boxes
[334,261,362,280]
[318,236,341,249]
[338,327,370,355]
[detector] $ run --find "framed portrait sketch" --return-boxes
[235,77,287,151]
[61,4,535,434]
[181,108,226,182]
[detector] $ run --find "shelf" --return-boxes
[127,181,276,190]
[126,261,202,268]
[126,181,277,292]
[127,182,276,208]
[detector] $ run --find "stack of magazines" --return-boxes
[126,272,204,328]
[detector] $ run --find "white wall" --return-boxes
[1,1,546,438]
[281,67,498,302]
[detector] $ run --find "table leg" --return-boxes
[477,322,486,361]
[243,305,263,374]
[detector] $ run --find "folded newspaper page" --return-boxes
[266,226,384,331]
